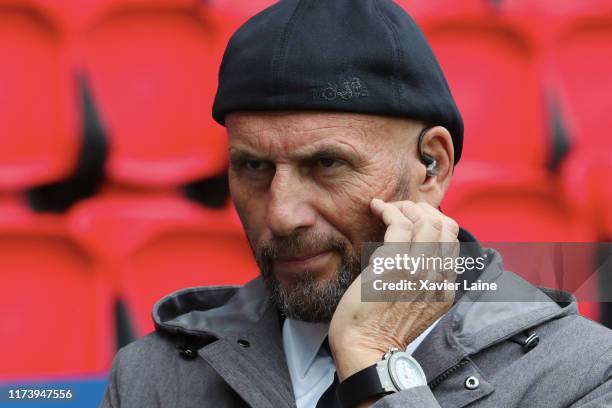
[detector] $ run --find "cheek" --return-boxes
[318,155,412,248]
[229,177,266,240]
[325,162,403,216]
[317,174,389,249]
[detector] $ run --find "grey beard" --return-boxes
[264,255,360,322]
[253,231,362,323]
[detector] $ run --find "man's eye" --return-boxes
[245,160,271,171]
[316,157,343,169]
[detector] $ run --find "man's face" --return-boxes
[226,111,424,322]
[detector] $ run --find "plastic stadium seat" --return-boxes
[499,0,612,59]
[549,16,612,313]
[0,3,78,190]
[0,202,114,380]
[83,1,232,187]
[18,0,88,32]
[421,19,549,168]
[552,19,612,237]
[553,20,612,149]
[443,163,594,242]
[562,156,612,238]
[69,193,259,335]
[444,163,600,321]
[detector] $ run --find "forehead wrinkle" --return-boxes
[282,138,367,163]
[230,135,368,165]
[232,126,372,160]
[227,112,421,160]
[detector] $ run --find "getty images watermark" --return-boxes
[360,242,492,302]
[360,242,612,302]
[370,251,491,292]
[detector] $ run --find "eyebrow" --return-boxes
[229,144,362,164]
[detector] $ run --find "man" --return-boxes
[100,1,612,407]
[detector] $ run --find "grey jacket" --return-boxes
[100,248,612,407]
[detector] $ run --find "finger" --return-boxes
[440,223,459,244]
[391,201,459,242]
[371,198,413,228]
[411,217,443,242]
[390,201,459,238]
[436,220,459,278]
[384,222,414,242]
[440,236,459,282]
[392,202,447,274]
[391,200,428,224]
[395,201,450,244]
[416,202,460,237]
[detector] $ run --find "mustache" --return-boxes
[255,232,349,272]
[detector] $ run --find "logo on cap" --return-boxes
[313,76,369,102]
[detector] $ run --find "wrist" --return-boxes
[329,332,403,381]
[332,346,384,382]
[336,347,428,408]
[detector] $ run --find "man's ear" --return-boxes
[414,126,454,207]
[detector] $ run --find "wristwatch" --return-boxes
[336,347,427,408]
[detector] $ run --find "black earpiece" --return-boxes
[417,127,438,177]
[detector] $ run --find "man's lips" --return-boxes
[273,251,334,272]
[276,251,330,262]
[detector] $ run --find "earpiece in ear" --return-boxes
[425,159,438,177]
[417,127,438,177]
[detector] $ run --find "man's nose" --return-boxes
[265,168,316,237]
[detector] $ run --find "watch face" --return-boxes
[388,353,427,390]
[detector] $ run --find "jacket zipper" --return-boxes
[429,358,470,389]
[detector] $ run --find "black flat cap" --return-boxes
[212,0,464,163]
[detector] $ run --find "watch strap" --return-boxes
[336,364,393,408]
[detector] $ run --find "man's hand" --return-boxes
[328,198,460,383]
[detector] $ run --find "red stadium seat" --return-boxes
[0,202,114,380]
[0,2,78,190]
[422,19,549,168]
[444,163,599,321]
[552,19,612,149]
[443,163,594,242]
[83,1,232,187]
[551,18,612,237]
[563,155,612,238]
[69,193,258,335]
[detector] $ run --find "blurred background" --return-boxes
[1,0,611,404]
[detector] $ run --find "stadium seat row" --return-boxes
[413,2,612,239]
[1,0,611,185]
[0,192,258,380]
[0,0,233,191]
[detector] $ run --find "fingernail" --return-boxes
[371,198,384,206]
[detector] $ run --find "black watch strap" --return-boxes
[336,364,393,408]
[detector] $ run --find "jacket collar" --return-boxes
[154,279,269,339]
[154,280,297,406]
